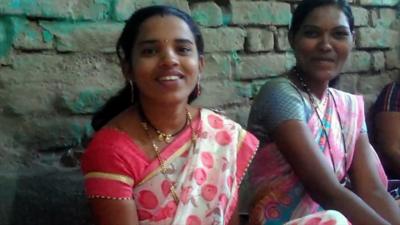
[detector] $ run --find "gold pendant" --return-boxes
[158,134,164,142]
[164,135,172,143]
[158,133,172,143]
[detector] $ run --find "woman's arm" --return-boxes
[272,120,390,225]
[374,112,400,177]
[89,198,139,225]
[350,133,400,225]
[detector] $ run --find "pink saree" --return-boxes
[248,88,387,225]
[284,210,351,225]
[81,108,259,225]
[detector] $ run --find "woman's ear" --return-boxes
[198,55,205,74]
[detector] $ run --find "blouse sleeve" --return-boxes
[81,132,137,200]
[247,77,307,144]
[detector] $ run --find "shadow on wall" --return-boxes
[0,167,92,225]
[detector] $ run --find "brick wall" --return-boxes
[0,0,399,224]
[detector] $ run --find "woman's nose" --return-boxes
[318,35,333,51]
[159,49,178,67]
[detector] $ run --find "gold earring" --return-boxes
[196,80,201,97]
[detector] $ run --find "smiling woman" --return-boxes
[79,5,259,225]
[130,15,201,105]
[246,0,400,225]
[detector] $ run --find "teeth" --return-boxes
[159,76,179,81]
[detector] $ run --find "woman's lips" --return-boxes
[312,56,335,63]
[158,75,180,81]
[156,73,184,89]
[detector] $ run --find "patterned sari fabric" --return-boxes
[248,88,387,225]
[81,108,259,225]
[284,210,351,225]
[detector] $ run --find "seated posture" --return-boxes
[246,0,400,225]
[371,81,400,179]
[80,6,259,225]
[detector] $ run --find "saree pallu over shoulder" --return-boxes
[248,88,381,225]
[131,108,258,225]
[328,89,387,186]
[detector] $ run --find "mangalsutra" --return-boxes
[293,68,348,182]
[140,107,198,204]
[138,105,188,143]
[154,118,187,143]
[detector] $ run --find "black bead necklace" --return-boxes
[293,68,348,183]
[137,103,189,143]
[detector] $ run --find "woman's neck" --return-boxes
[137,98,190,134]
[292,68,329,100]
[304,78,329,100]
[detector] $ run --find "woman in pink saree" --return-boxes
[82,108,258,225]
[80,5,258,225]
[246,0,400,225]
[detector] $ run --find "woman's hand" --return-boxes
[89,198,139,225]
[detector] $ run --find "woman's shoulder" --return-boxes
[200,108,259,146]
[377,81,400,98]
[200,108,251,136]
[329,88,366,117]
[372,81,400,113]
[92,127,131,141]
[329,88,363,103]
[382,81,400,91]
[82,127,150,173]
[81,128,130,170]
[85,108,144,156]
[85,128,136,155]
[261,76,294,89]
[253,76,304,108]
[257,76,299,98]
[201,108,239,127]
[89,107,145,151]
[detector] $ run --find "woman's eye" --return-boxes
[303,30,319,38]
[177,46,193,55]
[141,48,158,56]
[333,31,350,39]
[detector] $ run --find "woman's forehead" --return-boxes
[301,5,350,29]
[136,15,195,42]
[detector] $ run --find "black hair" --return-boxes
[288,0,354,87]
[92,5,204,131]
[288,0,354,40]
